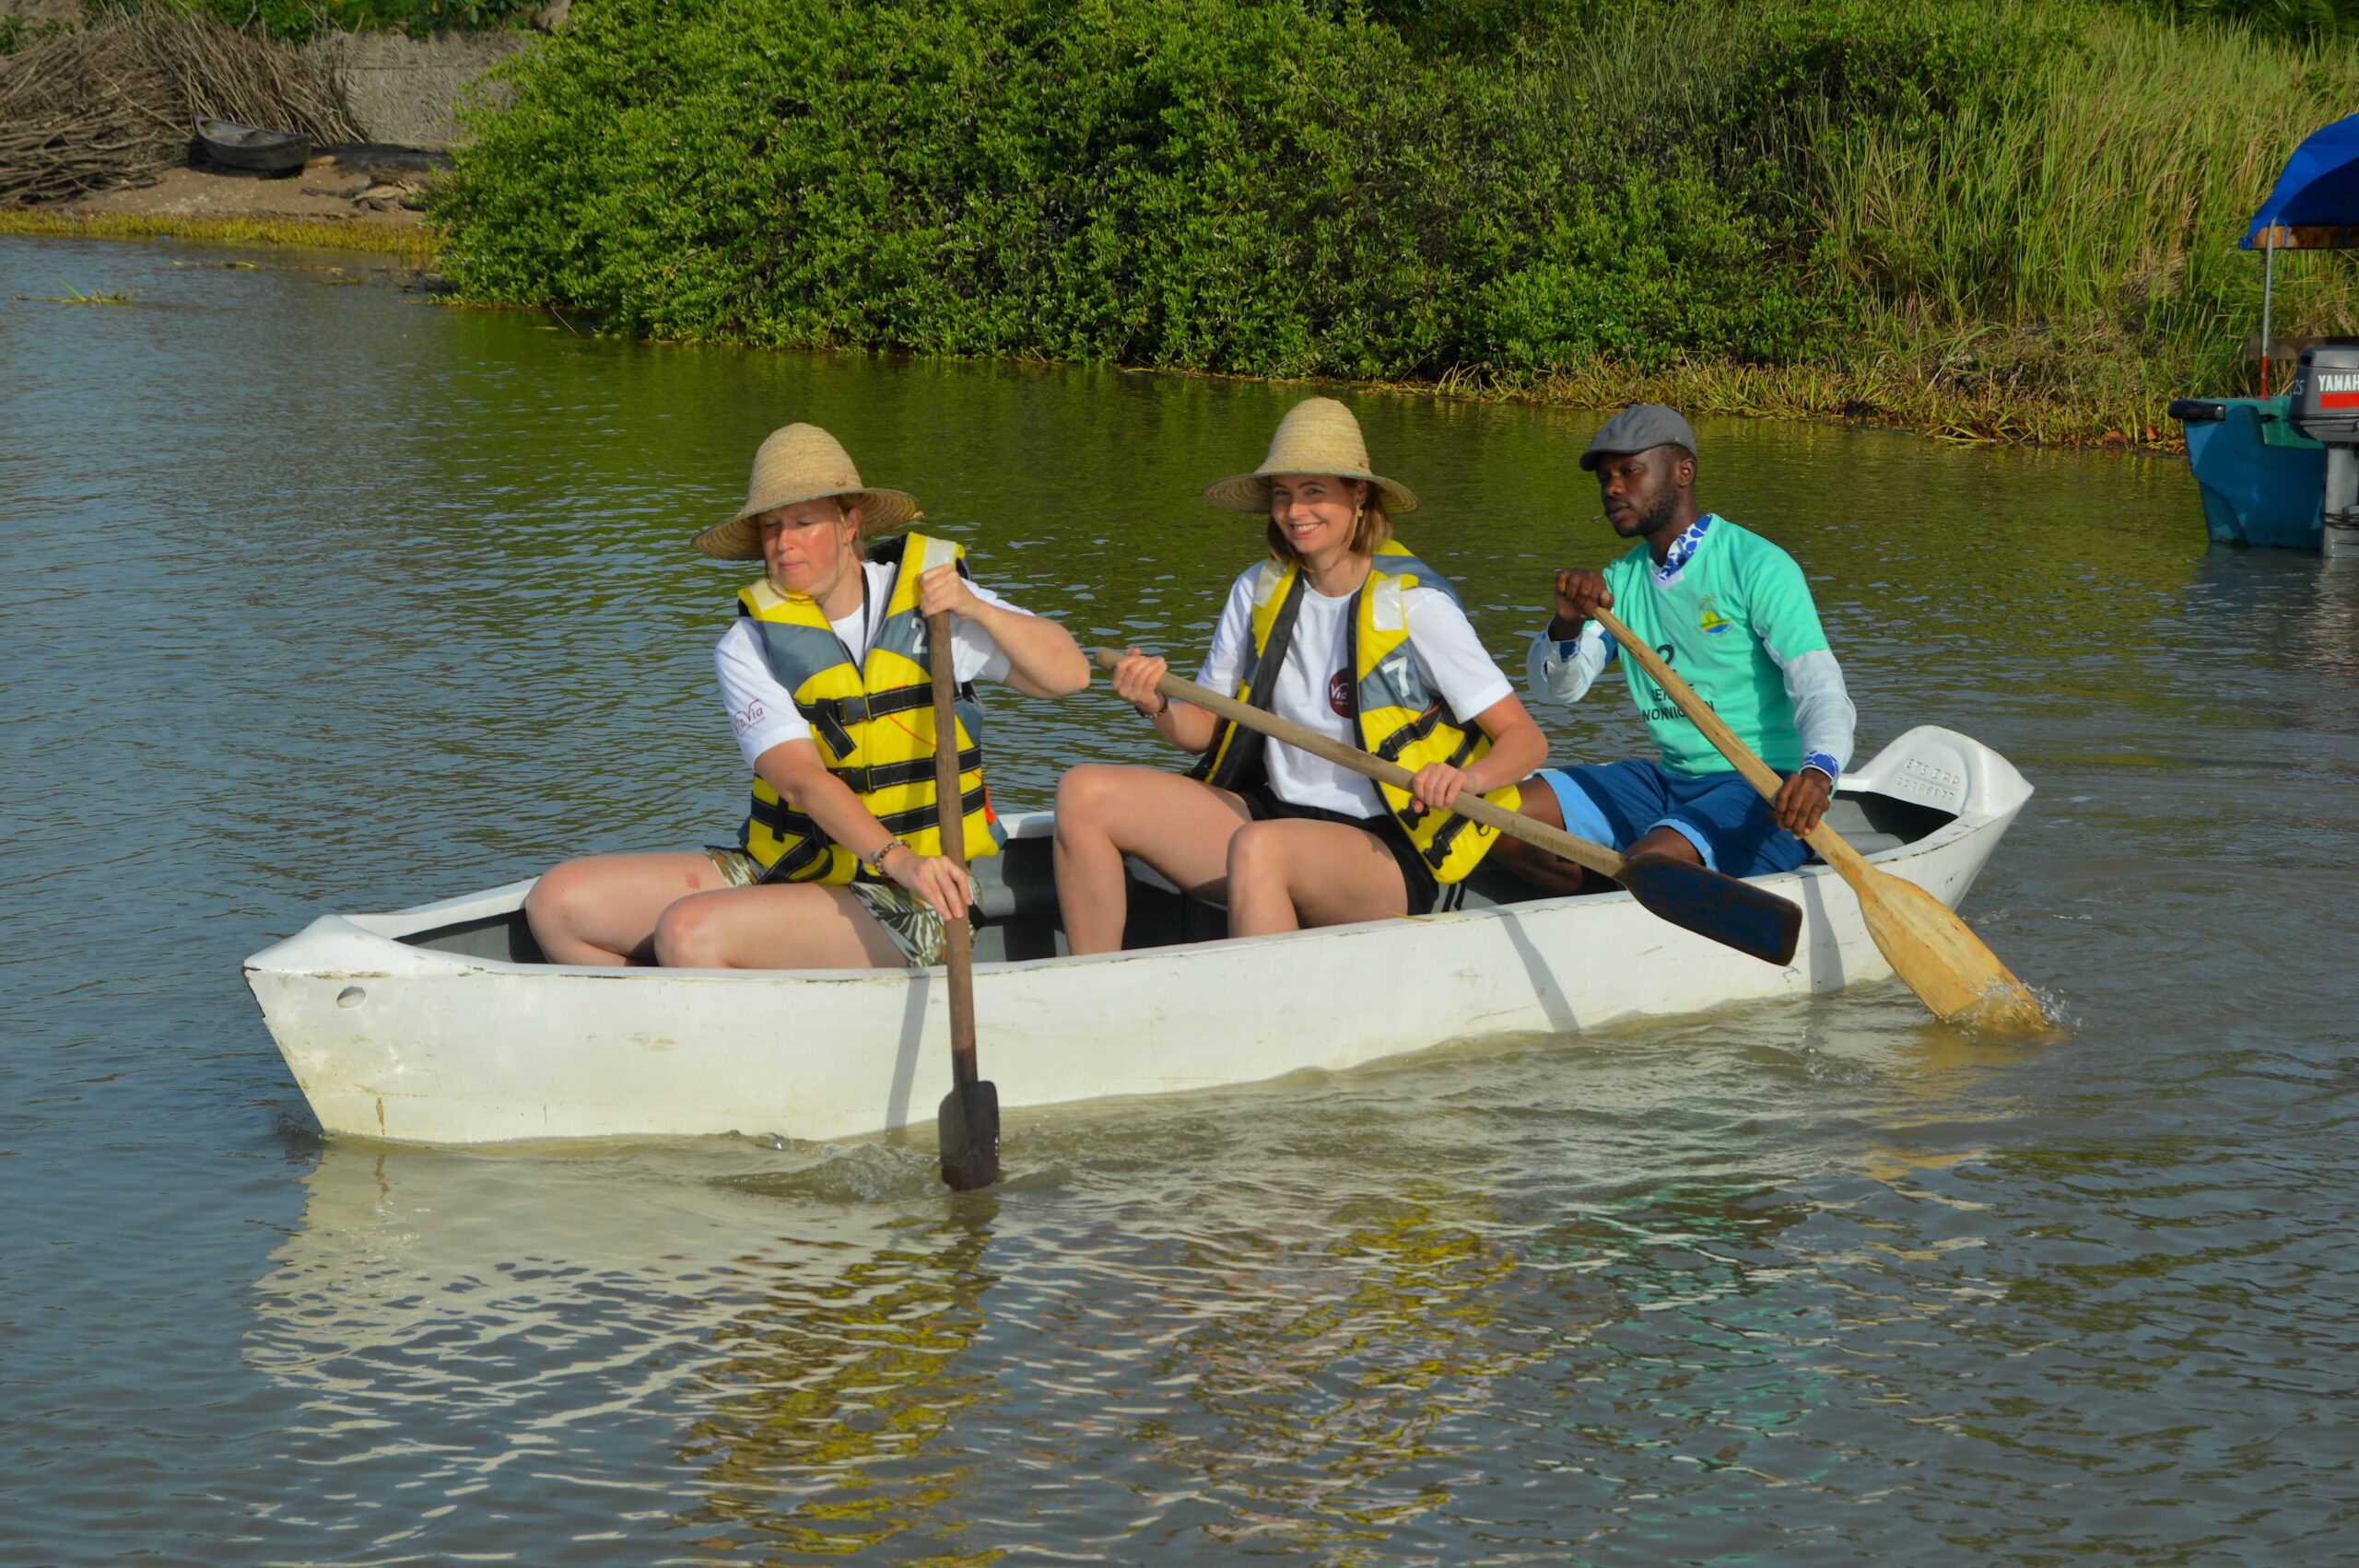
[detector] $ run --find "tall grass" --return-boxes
[1807,5,2359,428]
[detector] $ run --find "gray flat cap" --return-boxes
[1579,404,1698,471]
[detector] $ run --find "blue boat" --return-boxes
[2167,395,2326,550]
[2168,113,2359,552]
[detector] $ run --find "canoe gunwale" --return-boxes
[268,802,1994,985]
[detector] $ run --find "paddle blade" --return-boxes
[937,1078,1001,1191]
[1852,867,2048,1032]
[1615,852,1802,967]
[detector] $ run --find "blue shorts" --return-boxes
[1535,761,1811,881]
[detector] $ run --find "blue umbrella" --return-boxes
[2243,111,2359,249]
[2241,112,2359,391]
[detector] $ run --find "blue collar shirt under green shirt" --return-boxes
[1525,515,1856,780]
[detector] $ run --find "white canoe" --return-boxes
[242,725,2032,1146]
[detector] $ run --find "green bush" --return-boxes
[436,0,2359,435]
[441,0,1865,376]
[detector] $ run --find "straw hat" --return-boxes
[691,423,922,560]
[1202,397,1419,515]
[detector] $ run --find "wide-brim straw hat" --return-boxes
[691,423,922,561]
[1202,396,1418,515]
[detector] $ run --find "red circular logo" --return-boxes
[1327,669,1352,717]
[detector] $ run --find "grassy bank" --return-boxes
[0,210,440,263]
[422,1,2359,446]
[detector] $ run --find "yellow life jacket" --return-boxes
[734,532,1003,884]
[1191,540,1519,885]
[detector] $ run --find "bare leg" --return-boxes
[1225,818,1410,937]
[652,883,906,969]
[1487,776,1653,895]
[1485,778,1593,895]
[1625,825,1703,864]
[1052,764,1253,954]
[524,851,729,965]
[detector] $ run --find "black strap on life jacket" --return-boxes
[1189,568,1309,791]
[746,779,993,884]
[796,682,973,759]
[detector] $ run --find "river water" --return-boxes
[4,235,2354,1563]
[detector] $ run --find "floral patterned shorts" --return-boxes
[704,848,953,969]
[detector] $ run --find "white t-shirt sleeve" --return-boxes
[847,560,1027,685]
[715,620,811,769]
[1193,568,1262,694]
[1403,587,1513,721]
[877,560,1026,685]
[951,577,1023,685]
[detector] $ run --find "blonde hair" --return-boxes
[1263,479,1391,565]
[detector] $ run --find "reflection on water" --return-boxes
[6,234,2358,1560]
[234,996,2343,1562]
[680,1203,998,1559]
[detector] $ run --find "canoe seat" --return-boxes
[973,835,1061,922]
[1815,831,1905,860]
[1807,796,1933,862]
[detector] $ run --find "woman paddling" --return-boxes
[1053,398,1547,949]
[526,423,1090,969]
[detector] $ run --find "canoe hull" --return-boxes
[244,726,2034,1146]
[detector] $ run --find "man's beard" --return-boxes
[1613,489,1679,537]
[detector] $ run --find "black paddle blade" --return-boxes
[1614,852,1802,967]
[937,1078,1002,1191]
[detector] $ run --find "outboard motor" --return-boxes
[2287,345,2359,559]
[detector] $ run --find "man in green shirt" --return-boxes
[1498,404,1856,889]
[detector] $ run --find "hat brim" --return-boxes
[1201,469,1418,516]
[692,486,923,560]
[1578,440,1696,473]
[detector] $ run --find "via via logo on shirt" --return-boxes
[1327,668,1354,718]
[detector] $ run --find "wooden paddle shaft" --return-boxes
[1090,649,1624,879]
[1586,607,1869,876]
[927,612,979,1085]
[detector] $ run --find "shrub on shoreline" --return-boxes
[436,0,2359,445]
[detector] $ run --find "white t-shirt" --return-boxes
[717,560,1027,768]
[1195,565,1513,818]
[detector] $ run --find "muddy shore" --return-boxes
[58,144,436,232]
[0,139,448,266]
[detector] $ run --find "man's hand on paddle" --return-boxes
[1549,568,1612,639]
[1771,768,1834,837]
[918,564,983,622]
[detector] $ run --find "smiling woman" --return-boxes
[1050,396,1547,947]
[522,422,1090,973]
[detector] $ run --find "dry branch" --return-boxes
[0,13,358,207]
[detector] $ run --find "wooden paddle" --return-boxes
[930,612,999,1190]
[1586,605,2049,1032]
[1091,649,1803,966]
